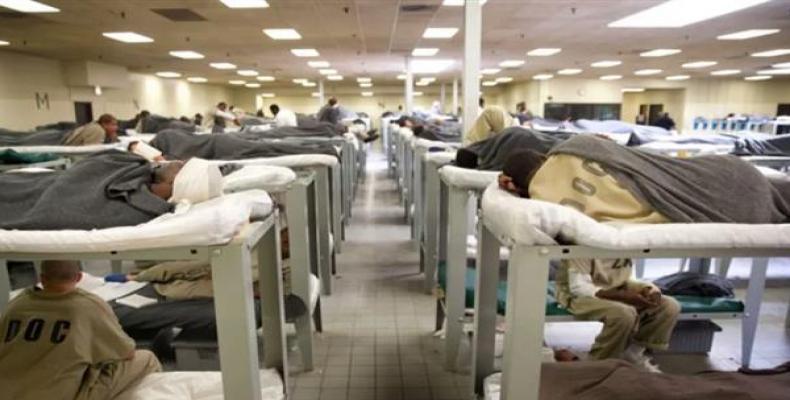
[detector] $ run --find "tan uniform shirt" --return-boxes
[62,122,107,146]
[0,288,135,400]
[529,154,668,224]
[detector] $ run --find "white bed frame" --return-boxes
[0,213,288,400]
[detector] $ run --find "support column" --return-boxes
[440,83,446,113]
[318,79,325,107]
[462,0,482,138]
[452,78,459,115]
[405,56,414,113]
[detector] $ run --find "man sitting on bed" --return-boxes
[0,260,161,399]
[62,114,120,146]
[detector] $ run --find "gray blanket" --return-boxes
[551,135,790,223]
[150,130,337,160]
[464,127,573,170]
[140,115,196,134]
[0,150,171,230]
[0,128,71,146]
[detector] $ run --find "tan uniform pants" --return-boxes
[79,350,161,400]
[566,284,680,360]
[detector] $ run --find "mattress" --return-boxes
[639,141,734,155]
[126,369,284,400]
[0,190,273,253]
[439,165,499,190]
[208,154,338,168]
[412,138,459,151]
[481,183,790,249]
[223,165,296,194]
[0,143,123,154]
[424,151,457,166]
[398,127,414,140]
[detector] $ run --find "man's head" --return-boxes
[501,150,548,197]
[40,260,82,292]
[97,114,118,139]
[663,112,670,118]
[151,161,185,200]
[217,102,228,111]
[516,102,526,113]
[139,110,151,119]
[269,104,281,116]
[328,97,338,107]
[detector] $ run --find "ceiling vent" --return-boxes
[151,8,207,22]
[400,5,438,13]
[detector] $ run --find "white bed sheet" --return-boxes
[0,190,273,253]
[481,183,790,249]
[639,141,733,155]
[439,165,499,190]
[398,127,414,140]
[412,137,460,151]
[223,166,296,194]
[124,369,283,400]
[208,155,338,168]
[424,151,457,165]
[0,144,123,154]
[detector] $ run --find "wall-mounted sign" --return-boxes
[35,92,50,110]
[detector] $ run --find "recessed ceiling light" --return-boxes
[210,62,237,70]
[751,49,790,58]
[416,81,430,87]
[360,83,373,88]
[397,74,406,80]
[187,77,207,83]
[495,77,513,83]
[591,60,621,68]
[634,69,662,75]
[665,75,690,80]
[261,93,275,98]
[527,48,561,56]
[557,68,582,75]
[319,69,338,75]
[443,0,487,5]
[257,76,275,81]
[102,31,154,43]
[682,61,717,68]
[0,40,8,46]
[640,48,681,57]
[156,71,181,78]
[499,60,524,68]
[0,0,58,13]
[413,91,424,96]
[772,62,790,69]
[302,82,317,87]
[308,61,330,68]
[717,29,780,40]
[621,88,645,92]
[410,59,454,74]
[293,78,307,84]
[263,28,301,40]
[361,92,374,97]
[412,48,440,57]
[482,81,497,86]
[600,75,622,80]
[328,75,343,81]
[220,0,269,8]
[419,77,436,83]
[533,74,554,80]
[423,28,458,39]
[237,70,259,76]
[229,80,246,85]
[311,92,320,97]
[480,68,501,75]
[710,69,741,76]
[291,48,319,57]
[357,77,372,83]
[745,75,772,80]
[608,0,770,28]
[757,68,790,75]
[245,83,261,88]
[169,50,204,59]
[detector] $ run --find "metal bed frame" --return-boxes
[0,213,288,400]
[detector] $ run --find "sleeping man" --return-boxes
[0,260,161,400]
[498,135,790,371]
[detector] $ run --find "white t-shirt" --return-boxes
[274,108,298,127]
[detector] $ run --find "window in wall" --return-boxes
[543,103,621,121]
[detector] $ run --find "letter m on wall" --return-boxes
[35,92,50,110]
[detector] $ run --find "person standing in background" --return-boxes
[514,101,533,125]
[270,104,298,127]
[210,102,238,133]
[635,113,647,125]
[317,97,341,125]
[652,112,676,131]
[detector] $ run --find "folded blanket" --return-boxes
[0,150,171,230]
[550,135,790,223]
[150,130,337,160]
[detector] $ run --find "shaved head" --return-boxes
[41,260,81,283]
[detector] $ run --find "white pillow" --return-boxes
[169,158,224,205]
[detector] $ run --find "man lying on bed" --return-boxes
[0,150,186,230]
[0,260,161,400]
[498,135,790,371]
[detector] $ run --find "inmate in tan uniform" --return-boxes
[62,122,108,146]
[531,154,679,360]
[0,288,160,400]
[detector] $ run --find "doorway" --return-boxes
[74,102,93,125]
[641,104,664,125]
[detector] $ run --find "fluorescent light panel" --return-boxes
[237,70,259,76]
[311,92,320,97]
[416,81,430,87]
[745,75,772,80]
[319,69,337,75]
[0,40,8,46]
[257,76,275,81]
[772,62,790,69]
[413,92,424,96]
[0,0,58,13]
[187,77,207,83]
[169,50,204,59]
[496,77,513,83]
[666,75,690,80]
[412,48,439,57]
[481,68,501,75]
[600,75,622,80]
[210,62,237,70]
[361,92,374,97]
[710,69,741,76]
[263,28,301,40]
[261,93,275,98]
[102,31,153,43]
[482,81,497,86]
[682,61,716,68]
[423,28,458,39]
[328,75,343,81]
[527,48,561,56]
[397,74,406,80]
[360,83,372,88]
[302,82,317,87]
[757,68,790,75]
[591,60,621,68]
[533,74,553,80]
[156,71,181,78]
[717,29,780,40]
[308,61,330,68]
[608,0,770,28]
[293,78,307,84]
[229,80,246,85]
[499,60,524,68]
[245,83,261,88]
[622,88,645,92]
[220,0,269,8]
[640,48,681,57]
[634,69,662,75]
[751,49,790,57]
[291,48,319,57]
[410,59,454,74]
[357,77,372,83]
[557,68,582,75]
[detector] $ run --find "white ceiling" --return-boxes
[0,0,789,88]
